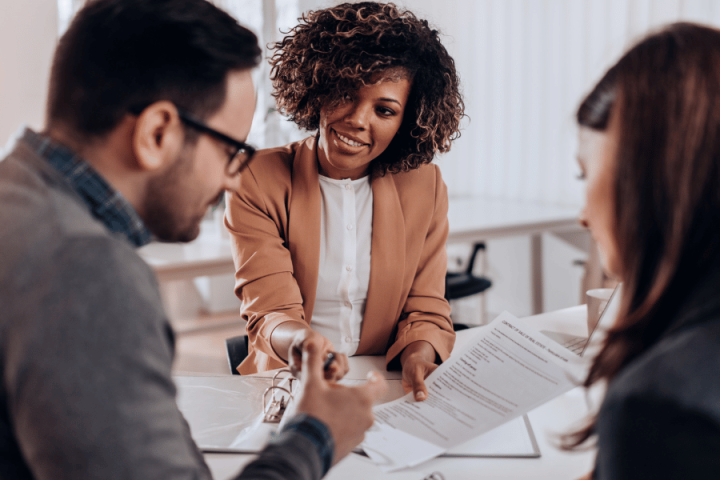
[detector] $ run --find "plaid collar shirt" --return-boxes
[22,128,152,247]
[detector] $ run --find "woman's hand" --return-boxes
[285,327,349,382]
[400,340,438,401]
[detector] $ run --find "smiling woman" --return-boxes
[224,2,465,401]
[317,74,411,180]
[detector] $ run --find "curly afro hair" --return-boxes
[269,2,465,174]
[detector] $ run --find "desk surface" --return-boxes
[203,306,596,480]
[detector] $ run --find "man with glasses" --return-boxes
[177,108,257,173]
[0,1,386,479]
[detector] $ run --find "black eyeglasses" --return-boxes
[176,108,256,176]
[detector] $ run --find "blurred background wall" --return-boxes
[0,0,57,153]
[4,0,720,318]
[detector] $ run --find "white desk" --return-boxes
[139,197,581,314]
[202,306,597,480]
[447,196,581,315]
[446,197,580,243]
[139,236,235,283]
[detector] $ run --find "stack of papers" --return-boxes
[361,312,587,471]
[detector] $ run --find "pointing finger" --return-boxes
[412,368,428,401]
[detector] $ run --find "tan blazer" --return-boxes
[225,136,455,374]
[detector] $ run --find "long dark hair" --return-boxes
[566,22,720,448]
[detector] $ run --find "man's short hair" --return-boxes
[47,0,261,137]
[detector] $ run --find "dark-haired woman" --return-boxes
[571,22,720,478]
[225,2,464,400]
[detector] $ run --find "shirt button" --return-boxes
[345,184,352,190]
[345,336,352,343]
[345,301,352,307]
[347,224,353,230]
[346,265,353,272]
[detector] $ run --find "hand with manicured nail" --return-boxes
[399,340,438,401]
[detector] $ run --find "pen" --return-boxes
[323,352,336,372]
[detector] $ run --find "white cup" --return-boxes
[586,288,614,333]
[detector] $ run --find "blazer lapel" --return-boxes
[287,137,322,322]
[357,173,406,355]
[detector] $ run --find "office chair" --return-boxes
[445,242,492,330]
[225,335,249,375]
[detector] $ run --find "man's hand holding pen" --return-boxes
[288,328,349,382]
[290,336,388,464]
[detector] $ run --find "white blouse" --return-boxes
[311,174,373,356]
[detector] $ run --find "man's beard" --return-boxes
[143,146,205,243]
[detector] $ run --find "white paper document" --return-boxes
[362,312,587,470]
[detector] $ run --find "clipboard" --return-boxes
[442,414,539,458]
[175,372,297,453]
[174,374,540,458]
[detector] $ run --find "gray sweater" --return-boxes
[0,136,325,480]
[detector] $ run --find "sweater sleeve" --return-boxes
[4,235,334,480]
[235,415,333,480]
[4,236,212,480]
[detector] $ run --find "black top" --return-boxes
[595,267,720,479]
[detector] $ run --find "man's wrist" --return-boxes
[278,414,334,475]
